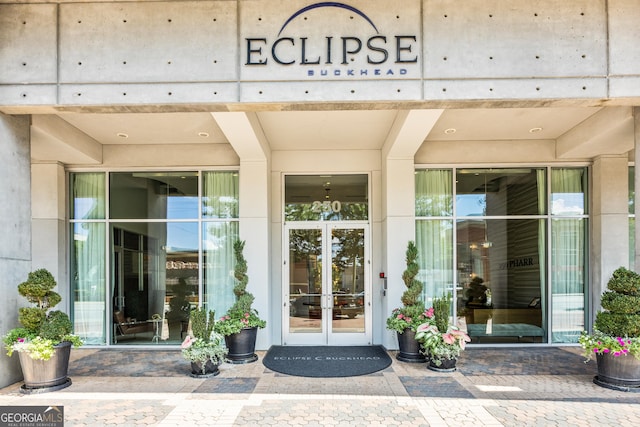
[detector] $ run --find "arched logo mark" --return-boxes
[278,2,379,36]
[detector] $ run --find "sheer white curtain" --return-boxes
[551,168,586,343]
[203,172,239,318]
[415,170,453,304]
[71,173,106,344]
[537,170,547,333]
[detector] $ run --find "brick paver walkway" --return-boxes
[1,347,639,426]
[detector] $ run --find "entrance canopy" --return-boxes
[26,107,631,168]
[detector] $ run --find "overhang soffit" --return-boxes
[31,115,102,164]
[556,107,634,159]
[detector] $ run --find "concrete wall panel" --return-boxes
[241,80,421,103]
[0,85,58,107]
[59,1,237,83]
[609,0,640,76]
[423,0,607,79]
[59,83,238,105]
[0,4,57,85]
[425,77,607,101]
[610,77,640,99]
[0,113,31,388]
[0,0,639,107]
[0,115,31,260]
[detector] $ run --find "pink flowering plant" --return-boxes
[386,306,434,333]
[415,323,471,366]
[214,308,266,336]
[415,294,471,366]
[578,267,640,362]
[579,330,640,360]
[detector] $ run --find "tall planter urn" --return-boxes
[427,356,457,373]
[579,267,640,392]
[396,329,426,363]
[225,327,258,364]
[190,360,221,378]
[594,353,640,391]
[3,269,83,395]
[18,342,72,394]
[214,241,266,364]
[386,241,428,363]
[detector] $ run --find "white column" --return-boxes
[381,157,417,349]
[591,155,629,320]
[211,112,271,349]
[381,109,443,349]
[31,162,68,305]
[239,159,270,349]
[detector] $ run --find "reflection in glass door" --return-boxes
[284,224,370,345]
[111,223,199,345]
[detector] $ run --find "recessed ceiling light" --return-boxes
[444,128,457,134]
[116,132,128,138]
[198,132,210,137]
[529,127,543,133]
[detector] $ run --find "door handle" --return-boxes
[321,294,333,310]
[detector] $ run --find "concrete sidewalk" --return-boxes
[1,346,639,426]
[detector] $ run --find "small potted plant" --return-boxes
[415,293,471,372]
[3,269,83,393]
[214,240,266,364]
[579,267,640,391]
[181,307,227,378]
[386,241,432,363]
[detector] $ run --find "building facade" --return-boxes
[1,0,640,387]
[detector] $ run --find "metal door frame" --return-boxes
[283,222,371,346]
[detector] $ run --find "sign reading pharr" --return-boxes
[241,1,421,80]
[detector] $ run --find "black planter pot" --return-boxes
[18,341,72,394]
[396,329,426,363]
[593,352,640,392]
[189,360,221,378]
[225,327,259,364]
[427,356,457,373]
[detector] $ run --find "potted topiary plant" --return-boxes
[386,241,432,363]
[415,293,470,372]
[214,240,266,364]
[3,269,83,393]
[181,307,227,378]
[579,266,640,391]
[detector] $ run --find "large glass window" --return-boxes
[630,166,635,269]
[202,171,239,318]
[415,170,453,303]
[550,168,588,343]
[416,167,588,345]
[70,173,106,345]
[70,170,238,346]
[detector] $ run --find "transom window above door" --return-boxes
[284,174,368,221]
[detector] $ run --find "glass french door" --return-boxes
[284,223,370,345]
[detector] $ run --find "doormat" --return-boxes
[262,345,392,377]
